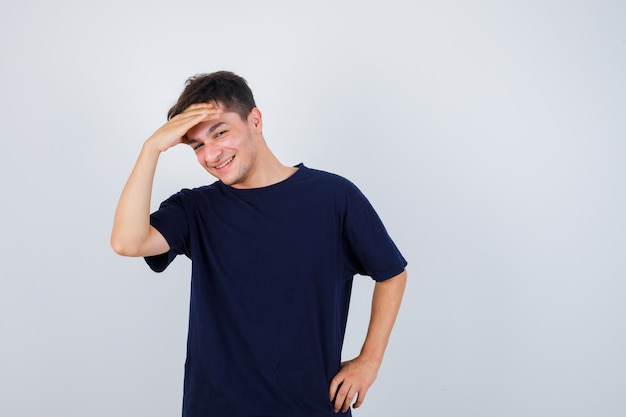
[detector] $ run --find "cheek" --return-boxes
[195,150,205,166]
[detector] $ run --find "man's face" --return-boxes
[185,107,261,188]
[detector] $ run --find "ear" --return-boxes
[248,107,263,132]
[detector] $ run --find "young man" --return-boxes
[111,71,407,416]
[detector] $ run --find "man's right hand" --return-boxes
[146,103,223,152]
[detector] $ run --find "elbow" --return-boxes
[110,234,142,257]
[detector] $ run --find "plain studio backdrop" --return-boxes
[1,1,624,416]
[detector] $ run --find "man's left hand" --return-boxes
[329,355,380,413]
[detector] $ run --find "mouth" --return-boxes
[214,156,234,170]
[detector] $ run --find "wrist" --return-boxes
[357,349,384,367]
[142,138,165,155]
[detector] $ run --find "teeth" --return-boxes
[215,157,233,169]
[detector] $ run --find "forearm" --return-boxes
[359,269,407,365]
[329,269,407,412]
[110,142,162,256]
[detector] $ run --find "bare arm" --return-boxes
[329,268,407,413]
[110,104,221,257]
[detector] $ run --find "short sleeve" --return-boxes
[144,191,192,272]
[344,190,407,281]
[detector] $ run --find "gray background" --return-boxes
[1,1,625,416]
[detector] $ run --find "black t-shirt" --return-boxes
[146,164,407,417]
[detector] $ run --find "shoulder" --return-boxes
[298,165,361,193]
[158,181,223,208]
[294,165,372,213]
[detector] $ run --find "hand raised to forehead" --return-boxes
[146,103,223,152]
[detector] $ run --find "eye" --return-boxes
[193,143,204,150]
[215,130,227,138]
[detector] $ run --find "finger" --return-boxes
[171,104,221,122]
[329,376,342,402]
[182,102,217,112]
[339,387,357,413]
[174,107,222,122]
[170,109,223,135]
[333,383,352,413]
[353,387,368,409]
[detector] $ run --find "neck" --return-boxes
[232,142,297,189]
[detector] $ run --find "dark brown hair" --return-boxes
[167,71,256,121]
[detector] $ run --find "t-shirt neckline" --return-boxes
[218,163,306,194]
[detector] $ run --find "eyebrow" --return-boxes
[186,122,227,144]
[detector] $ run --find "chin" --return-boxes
[217,174,241,186]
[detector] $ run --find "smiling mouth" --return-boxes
[214,156,234,170]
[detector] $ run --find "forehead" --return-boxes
[185,111,245,139]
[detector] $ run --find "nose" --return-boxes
[203,142,223,164]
